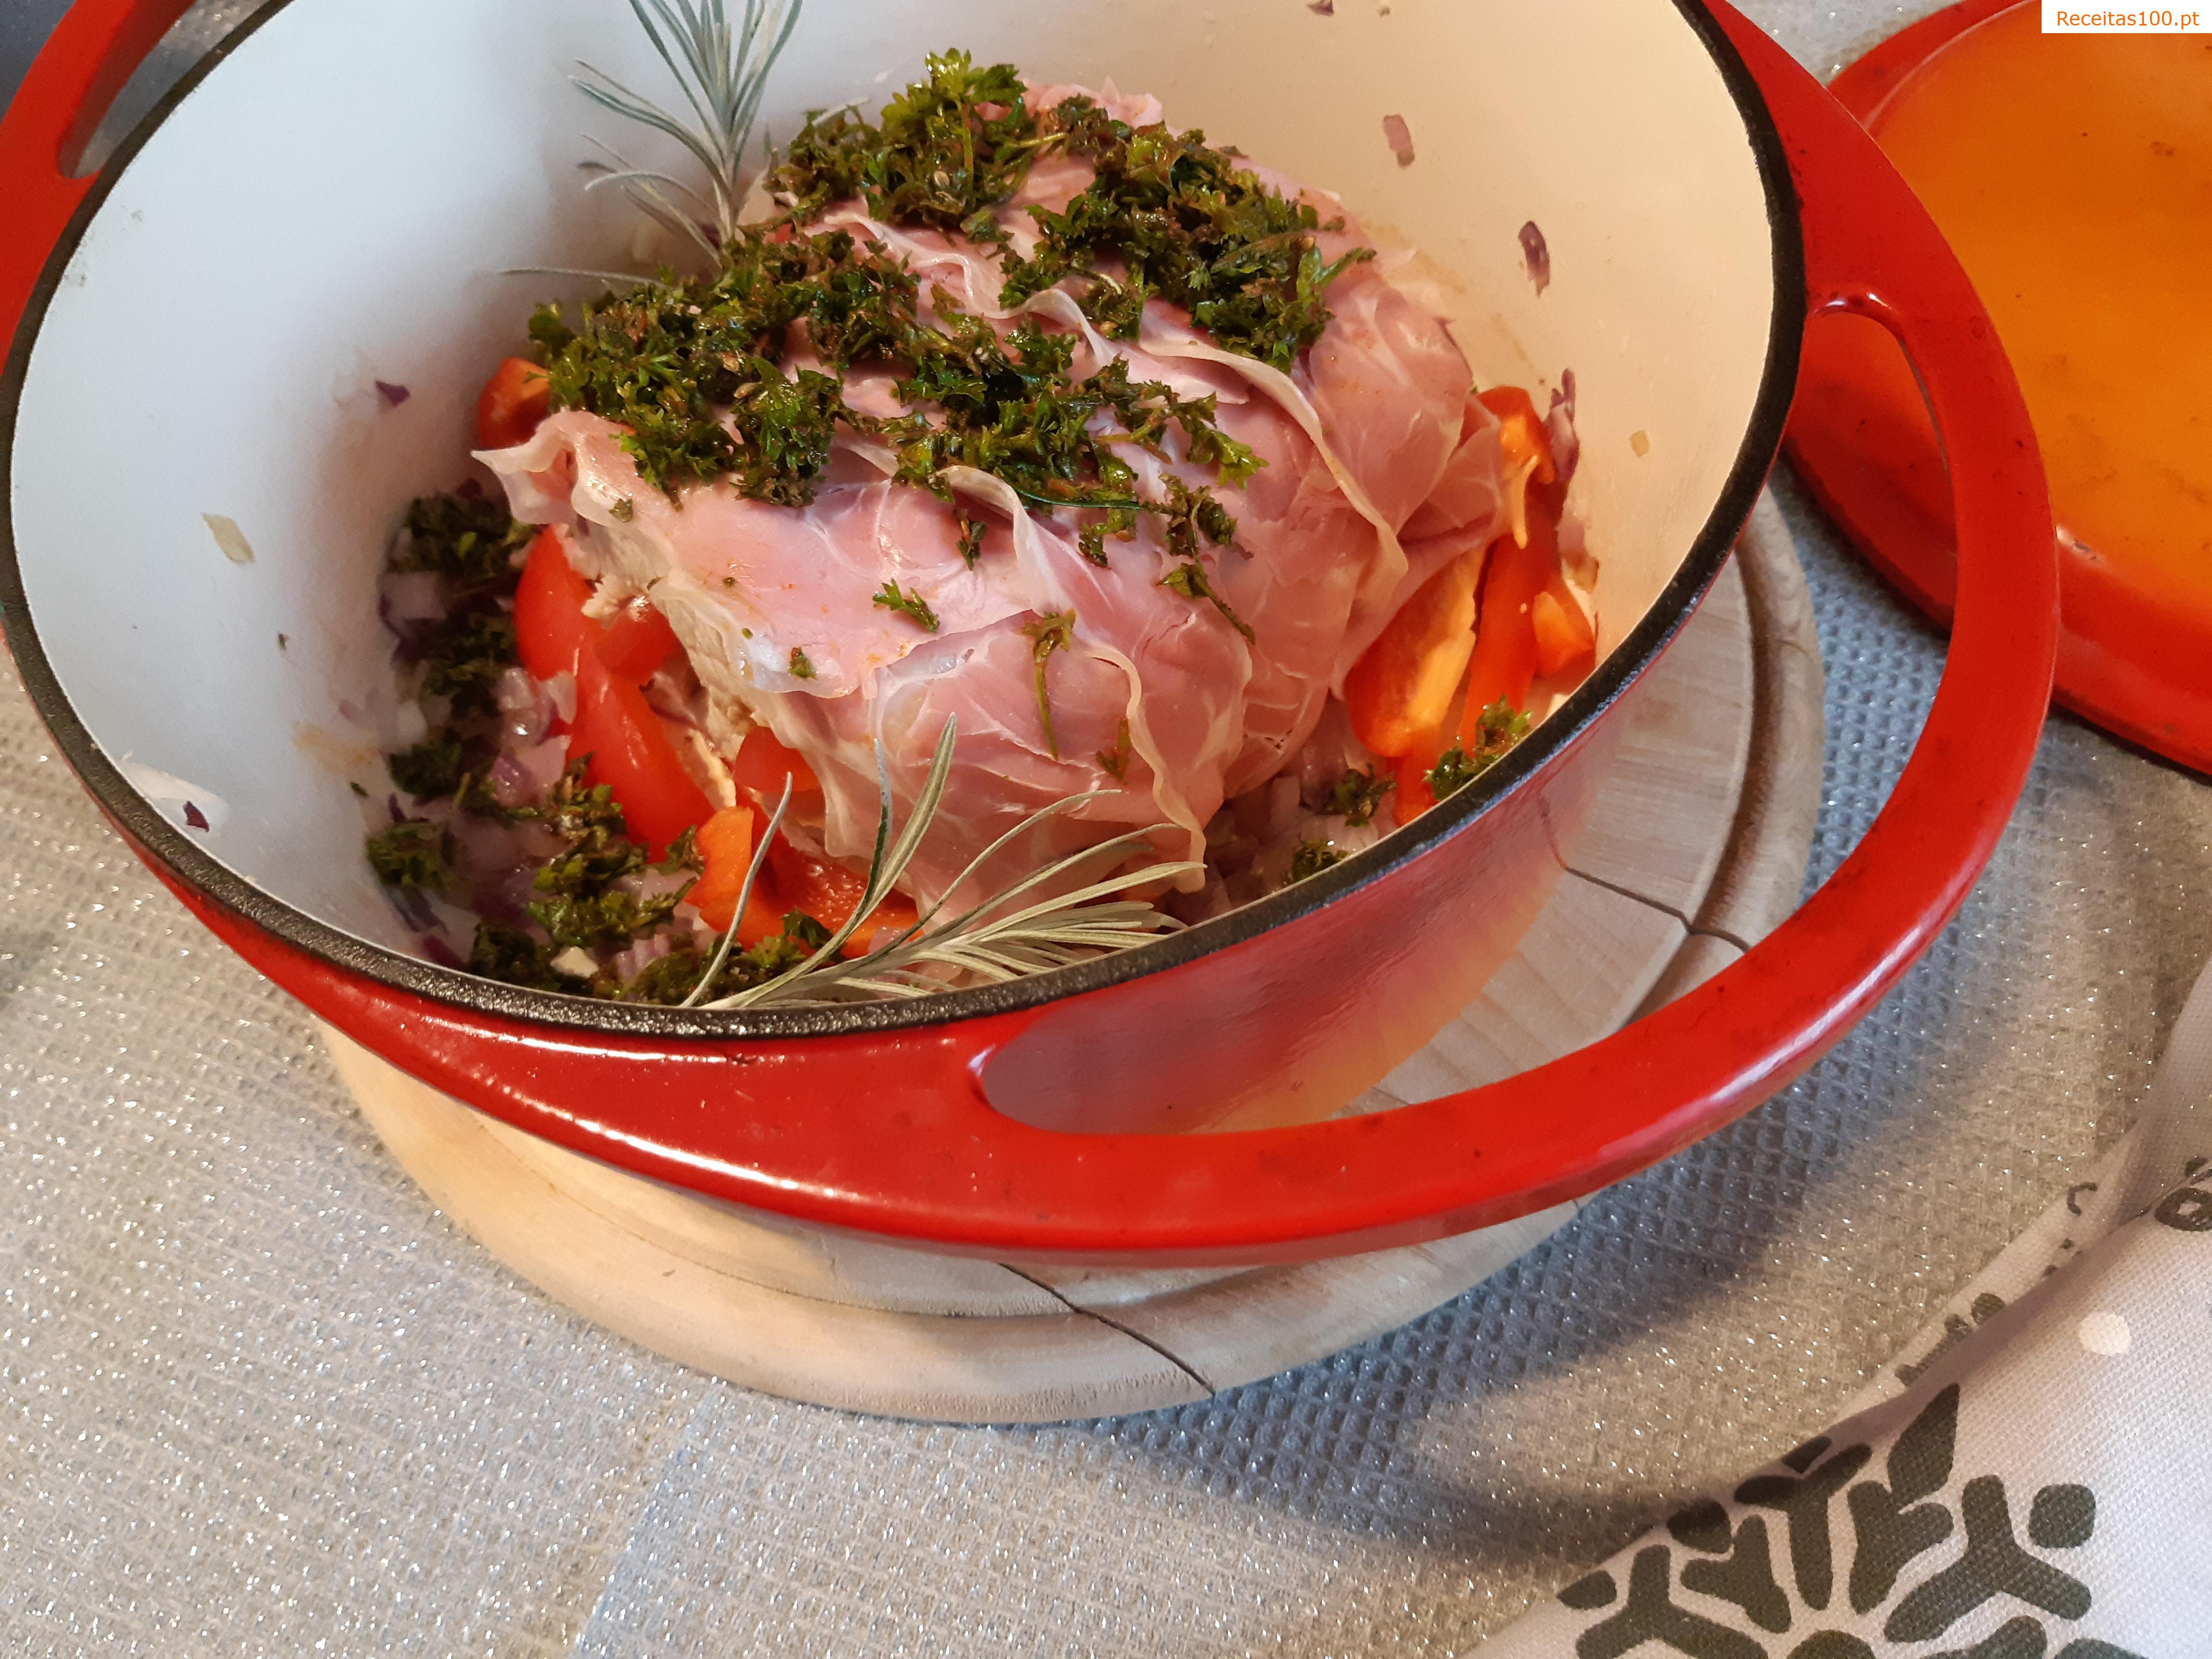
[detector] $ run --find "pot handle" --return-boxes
[0,0,194,352]
[44,1,2059,1263]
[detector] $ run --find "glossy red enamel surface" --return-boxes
[1787,0,2212,774]
[3,0,2058,1263]
[0,0,192,341]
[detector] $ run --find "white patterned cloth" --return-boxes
[1485,963,2212,1656]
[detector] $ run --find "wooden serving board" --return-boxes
[325,490,1823,1424]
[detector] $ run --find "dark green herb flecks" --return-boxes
[375,491,533,809]
[385,736,465,800]
[530,225,922,500]
[1289,839,1344,882]
[1095,718,1133,781]
[1325,766,1395,828]
[1158,547,1254,644]
[768,51,1040,229]
[789,646,817,679]
[954,514,987,567]
[1425,700,1532,801]
[1021,611,1076,757]
[366,818,451,890]
[468,921,565,991]
[999,93,1375,370]
[873,580,940,631]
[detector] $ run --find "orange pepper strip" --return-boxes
[1458,540,1550,748]
[1476,385,1557,486]
[1343,547,1484,758]
[689,806,785,945]
[1392,750,1441,827]
[1531,577,1596,679]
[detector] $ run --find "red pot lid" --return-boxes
[1787,0,2212,774]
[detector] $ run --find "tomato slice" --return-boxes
[595,596,680,682]
[475,357,552,451]
[514,527,596,684]
[567,654,711,859]
[517,528,681,688]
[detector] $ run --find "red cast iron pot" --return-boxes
[0,0,2056,1264]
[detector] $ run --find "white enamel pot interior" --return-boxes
[4,0,1791,1064]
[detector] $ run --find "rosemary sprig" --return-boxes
[699,718,1196,1008]
[571,0,804,248]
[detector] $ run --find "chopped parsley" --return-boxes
[374,490,533,804]
[999,93,1375,369]
[1289,839,1344,882]
[1425,700,1533,800]
[1021,611,1076,757]
[1324,766,1395,828]
[529,225,921,499]
[365,818,451,890]
[769,51,1039,231]
[954,514,987,567]
[1158,552,1254,643]
[872,580,940,631]
[386,736,465,800]
[788,646,818,679]
[1095,718,1133,781]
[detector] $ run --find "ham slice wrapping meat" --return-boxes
[481,81,1509,907]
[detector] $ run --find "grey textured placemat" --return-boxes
[4,3,2210,1654]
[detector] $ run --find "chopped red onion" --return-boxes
[1518,221,1551,295]
[1548,367,1581,484]
[445,809,521,876]
[374,380,411,408]
[517,736,571,794]
[390,884,437,932]
[378,570,447,631]
[610,931,675,983]
[487,754,535,809]
[494,666,555,745]
[183,801,209,830]
[620,867,697,905]
[418,934,463,969]
[1382,114,1415,168]
[488,735,569,809]
[456,477,485,500]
